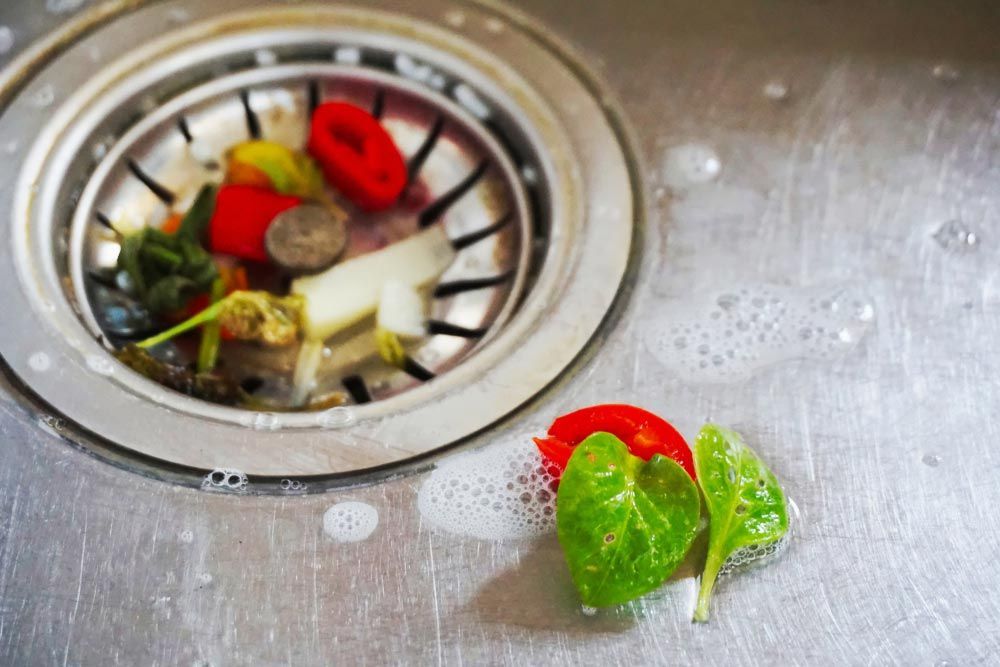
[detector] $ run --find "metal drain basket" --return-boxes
[0,1,635,478]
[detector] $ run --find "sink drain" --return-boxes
[0,0,635,478]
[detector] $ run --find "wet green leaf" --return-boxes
[177,185,217,242]
[693,424,788,622]
[556,432,701,607]
[116,222,218,314]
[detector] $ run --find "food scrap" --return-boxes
[540,404,789,621]
[100,101,447,409]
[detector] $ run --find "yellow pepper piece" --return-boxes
[226,141,325,199]
[375,328,407,369]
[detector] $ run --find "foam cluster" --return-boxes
[418,437,557,541]
[322,502,379,543]
[202,468,247,492]
[720,535,789,576]
[646,284,874,382]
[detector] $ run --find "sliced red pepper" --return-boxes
[308,102,406,212]
[534,404,696,480]
[208,185,301,262]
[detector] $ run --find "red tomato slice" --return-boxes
[535,404,696,480]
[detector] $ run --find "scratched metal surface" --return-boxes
[1,0,999,665]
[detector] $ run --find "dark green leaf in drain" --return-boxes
[693,424,788,622]
[556,432,701,607]
[116,211,219,314]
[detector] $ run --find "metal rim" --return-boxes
[0,0,634,478]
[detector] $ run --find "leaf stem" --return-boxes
[137,299,227,349]
[694,548,724,623]
[196,278,227,373]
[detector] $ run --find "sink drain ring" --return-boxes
[0,0,636,478]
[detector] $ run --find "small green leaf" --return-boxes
[556,432,701,608]
[693,424,788,622]
[117,230,148,296]
[177,185,217,242]
[145,275,196,313]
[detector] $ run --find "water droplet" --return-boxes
[932,220,979,252]
[0,26,15,55]
[28,352,51,373]
[178,530,194,543]
[167,7,191,24]
[203,468,247,490]
[334,46,361,65]
[317,406,354,428]
[921,454,941,467]
[85,354,115,376]
[581,605,597,617]
[444,9,466,27]
[454,83,490,119]
[254,49,278,67]
[662,143,721,188]
[931,63,960,82]
[91,139,111,161]
[251,412,279,431]
[485,18,506,34]
[521,166,539,185]
[28,84,55,109]
[46,0,86,15]
[762,80,789,101]
[3,140,18,155]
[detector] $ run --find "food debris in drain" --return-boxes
[97,99,505,411]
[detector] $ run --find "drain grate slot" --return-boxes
[418,160,489,227]
[238,90,262,139]
[125,158,176,205]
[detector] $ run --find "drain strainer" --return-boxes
[0,0,635,478]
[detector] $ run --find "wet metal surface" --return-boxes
[1,0,1000,664]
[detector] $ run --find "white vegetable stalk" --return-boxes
[377,281,428,340]
[289,227,454,406]
[291,225,455,341]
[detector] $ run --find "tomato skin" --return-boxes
[535,404,696,480]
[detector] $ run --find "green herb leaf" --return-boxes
[144,275,197,314]
[115,214,218,315]
[117,231,147,296]
[556,432,701,608]
[196,277,227,373]
[177,185,217,242]
[693,424,788,622]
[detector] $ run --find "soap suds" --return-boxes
[645,283,874,382]
[418,437,556,540]
[323,502,379,543]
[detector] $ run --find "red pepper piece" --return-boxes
[532,436,574,477]
[535,404,696,480]
[209,185,301,262]
[308,102,406,212]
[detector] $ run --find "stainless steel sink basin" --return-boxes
[0,0,997,664]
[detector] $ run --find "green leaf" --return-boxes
[556,432,701,608]
[693,424,788,622]
[177,185,217,242]
[197,277,227,373]
[145,275,196,313]
[117,230,148,296]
